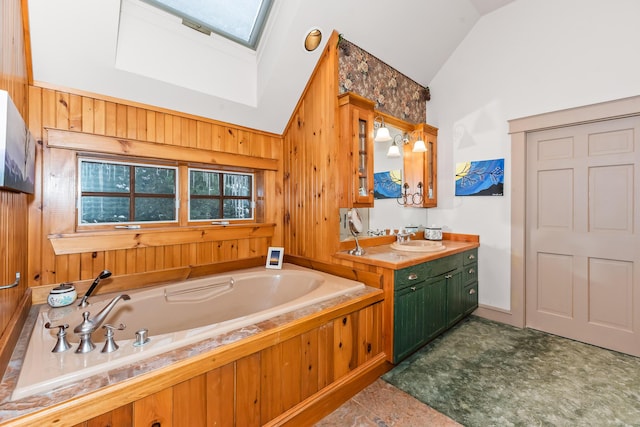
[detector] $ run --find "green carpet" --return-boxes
[382,316,640,426]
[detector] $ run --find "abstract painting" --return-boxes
[0,91,35,194]
[455,158,504,196]
[374,170,402,199]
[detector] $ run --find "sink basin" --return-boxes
[390,240,446,252]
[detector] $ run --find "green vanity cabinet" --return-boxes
[393,248,478,363]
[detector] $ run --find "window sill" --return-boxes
[49,223,276,255]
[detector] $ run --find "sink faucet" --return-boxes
[73,294,130,353]
[396,231,415,244]
[78,270,112,307]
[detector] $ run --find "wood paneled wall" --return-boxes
[0,0,29,338]
[283,31,342,262]
[27,86,283,288]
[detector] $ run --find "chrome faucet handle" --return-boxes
[101,323,126,353]
[44,322,72,353]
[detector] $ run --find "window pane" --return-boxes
[223,199,251,219]
[81,162,130,193]
[190,199,221,220]
[134,197,176,222]
[144,0,271,47]
[135,166,176,194]
[190,170,220,196]
[224,174,251,196]
[81,197,130,223]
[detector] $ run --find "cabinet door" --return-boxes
[446,269,465,327]
[401,123,438,208]
[393,281,427,362]
[338,92,375,208]
[424,276,447,341]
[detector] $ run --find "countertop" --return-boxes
[334,236,479,270]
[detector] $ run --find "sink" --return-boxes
[390,240,446,252]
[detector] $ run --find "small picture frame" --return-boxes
[266,247,284,269]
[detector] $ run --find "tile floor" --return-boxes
[314,379,460,427]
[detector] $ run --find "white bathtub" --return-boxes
[12,264,365,401]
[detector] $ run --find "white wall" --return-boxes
[427,0,640,310]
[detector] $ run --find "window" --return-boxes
[79,159,178,225]
[142,0,273,49]
[189,168,254,221]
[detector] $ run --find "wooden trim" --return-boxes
[20,0,32,86]
[508,94,640,134]
[265,354,392,427]
[0,289,31,379]
[46,128,279,170]
[49,223,276,255]
[474,305,520,327]
[32,81,281,138]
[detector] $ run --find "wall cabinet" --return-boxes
[402,123,438,208]
[393,249,478,363]
[338,92,375,207]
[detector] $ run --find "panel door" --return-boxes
[526,116,640,356]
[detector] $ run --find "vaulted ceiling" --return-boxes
[27,0,514,134]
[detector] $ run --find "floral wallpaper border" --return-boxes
[338,37,429,124]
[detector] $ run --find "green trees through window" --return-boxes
[79,159,255,225]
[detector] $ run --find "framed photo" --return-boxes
[266,247,284,269]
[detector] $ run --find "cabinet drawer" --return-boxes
[429,253,462,277]
[395,264,430,290]
[464,282,478,314]
[463,263,478,285]
[463,249,478,266]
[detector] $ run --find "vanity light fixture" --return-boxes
[374,116,392,142]
[386,134,405,158]
[386,131,427,157]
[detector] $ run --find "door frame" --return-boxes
[474,95,640,328]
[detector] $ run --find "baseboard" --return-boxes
[265,353,392,427]
[474,304,523,328]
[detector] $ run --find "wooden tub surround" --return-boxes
[0,260,387,427]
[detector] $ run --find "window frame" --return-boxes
[77,157,179,229]
[187,167,256,223]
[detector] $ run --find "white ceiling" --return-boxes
[27,0,514,134]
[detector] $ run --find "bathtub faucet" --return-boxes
[78,270,112,308]
[73,294,130,353]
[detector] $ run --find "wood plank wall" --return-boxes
[0,0,29,337]
[27,86,283,288]
[282,31,343,262]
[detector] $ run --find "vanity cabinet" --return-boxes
[338,92,375,207]
[402,123,438,208]
[393,249,478,363]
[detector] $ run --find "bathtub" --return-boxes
[11,264,365,401]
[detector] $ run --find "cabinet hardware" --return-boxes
[469,289,476,295]
[445,274,452,279]
[408,273,418,280]
[468,268,476,274]
[410,286,417,291]
[468,254,475,260]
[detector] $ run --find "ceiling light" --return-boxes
[304,28,322,52]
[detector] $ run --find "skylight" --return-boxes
[142,0,272,49]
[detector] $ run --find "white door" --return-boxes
[526,116,640,356]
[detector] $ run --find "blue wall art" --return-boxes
[374,170,402,199]
[455,158,504,196]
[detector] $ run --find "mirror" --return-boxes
[347,208,365,255]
